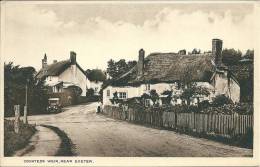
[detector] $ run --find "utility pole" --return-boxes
[23,79,28,124]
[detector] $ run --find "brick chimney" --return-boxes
[42,53,47,68]
[137,49,145,78]
[212,39,223,66]
[70,51,76,65]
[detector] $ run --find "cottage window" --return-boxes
[145,99,151,107]
[146,84,151,90]
[119,92,127,99]
[107,90,110,97]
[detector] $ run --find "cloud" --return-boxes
[2,3,255,70]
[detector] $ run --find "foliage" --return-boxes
[106,59,137,79]
[202,103,253,115]
[191,48,201,54]
[109,91,123,104]
[67,85,82,97]
[212,95,233,107]
[86,88,95,97]
[162,90,173,104]
[4,62,48,117]
[181,86,210,105]
[4,119,36,156]
[150,89,159,104]
[86,69,106,82]
[198,100,210,109]
[222,48,242,66]
[243,49,254,60]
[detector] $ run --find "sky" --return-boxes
[1,2,256,71]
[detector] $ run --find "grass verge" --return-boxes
[4,119,36,156]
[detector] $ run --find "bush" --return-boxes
[212,95,233,107]
[198,100,210,109]
[86,88,94,97]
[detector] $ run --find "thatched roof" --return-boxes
[116,52,215,85]
[36,60,86,79]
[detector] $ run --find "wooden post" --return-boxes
[14,105,20,134]
[23,105,28,124]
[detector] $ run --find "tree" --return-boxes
[244,49,254,60]
[107,59,117,79]
[222,48,242,66]
[191,48,201,54]
[86,69,106,82]
[106,59,137,79]
[4,62,48,116]
[179,65,210,105]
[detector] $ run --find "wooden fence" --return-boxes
[103,105,253,138]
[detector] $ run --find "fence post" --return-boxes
[14,105,20,134]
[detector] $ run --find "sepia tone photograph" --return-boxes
[0,1,258,166]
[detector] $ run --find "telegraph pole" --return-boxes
[23,79,28,124]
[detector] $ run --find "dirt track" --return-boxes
[27,102,253,157]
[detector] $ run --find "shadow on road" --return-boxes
[41,125,77,156]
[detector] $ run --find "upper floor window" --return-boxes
[119,92,127,99]
[107,90,110,97]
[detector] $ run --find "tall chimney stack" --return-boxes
[70,51,76,65]
[137,49,145,78]
[42,53,47,68]
[212,39,223,66]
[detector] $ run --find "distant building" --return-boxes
[36,51,90,97]
[103,39,241,106]
[89,81,103,95]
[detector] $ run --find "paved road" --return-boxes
[27,102,252,157]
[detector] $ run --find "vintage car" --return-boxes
[47,98,62,113]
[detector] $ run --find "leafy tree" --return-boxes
[222,48,242,66]
[86,69,106,82]
[179,65,210,105]
[244,49,254,60]
[106,59,137,79]
[107,59,117,79]
[191,48,201,54]
[4,62,48,116]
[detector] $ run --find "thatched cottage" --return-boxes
[102,39,240,106]
[36,51,89,97]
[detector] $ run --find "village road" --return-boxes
[27,102,252,157]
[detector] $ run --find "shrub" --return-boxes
[198,100,210,109]
[86,88,94,97]
[212,95,233,107]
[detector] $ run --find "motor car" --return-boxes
[47,98,62,113]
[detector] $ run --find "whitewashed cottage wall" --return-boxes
[59,65,88,96]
